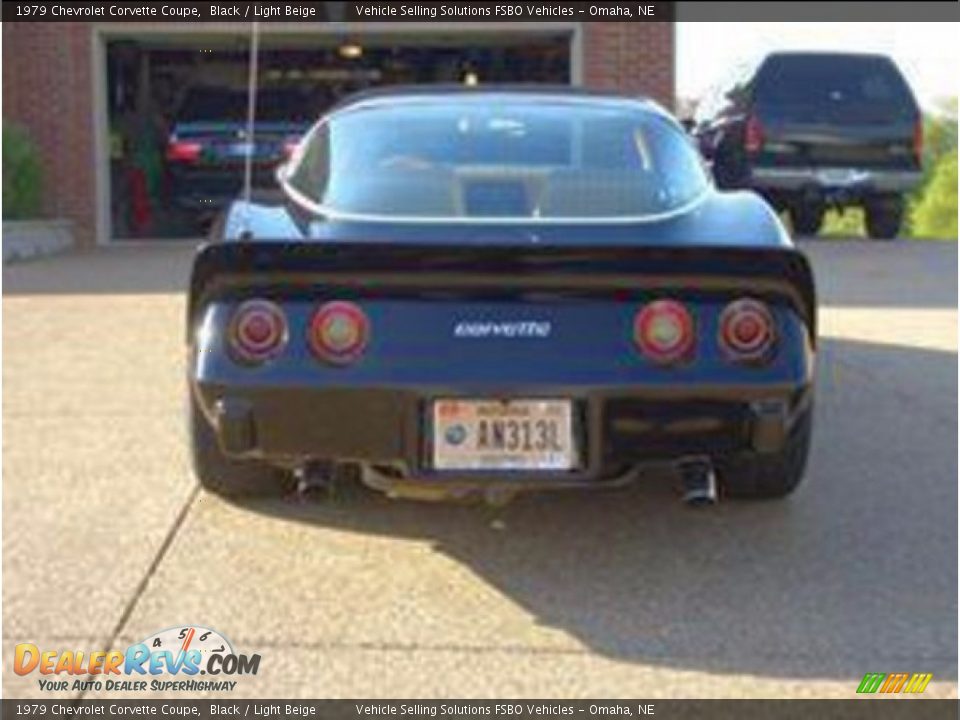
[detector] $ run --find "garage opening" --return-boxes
[104,32,572,240]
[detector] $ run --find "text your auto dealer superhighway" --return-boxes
[48,4,201,17]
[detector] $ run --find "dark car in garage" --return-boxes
[166,86,314,217]
[690,52,922,239]
[187,87,817,506]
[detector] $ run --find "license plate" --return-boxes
[227,142,255,158]
[432,399,576,471]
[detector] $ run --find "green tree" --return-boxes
[2,124,43,220]
[922,98,958,165]
[911,149,958,239]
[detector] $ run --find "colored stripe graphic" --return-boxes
[880,673,909,693]
[903,673,933,694]
[856,672,932,694]
[857,673,886,694]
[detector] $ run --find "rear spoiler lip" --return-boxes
[188,241,817,345]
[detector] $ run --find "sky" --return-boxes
[676,23,959,110]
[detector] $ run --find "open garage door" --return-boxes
[104,30,572,240]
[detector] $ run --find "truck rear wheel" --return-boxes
[718,407,813,499]
[190,394,294,498]
[865,195,904,240]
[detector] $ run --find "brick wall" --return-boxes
[1,22,674,245]
[3,23,96,246]
[582,22,674,109]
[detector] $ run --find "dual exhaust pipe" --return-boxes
[293,459,719,507]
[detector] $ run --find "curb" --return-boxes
[2,219,74,264]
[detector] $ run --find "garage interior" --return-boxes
[105,32,572,240]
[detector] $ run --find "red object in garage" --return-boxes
[127,167,151,236]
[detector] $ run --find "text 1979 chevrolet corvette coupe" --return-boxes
[187,87,816,505]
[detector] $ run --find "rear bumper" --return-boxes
[194,382,813,486]
[749,166,921,197]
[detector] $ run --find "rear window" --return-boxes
[755,55,917,121]
[283,99,709,221]
[177,87,313,123]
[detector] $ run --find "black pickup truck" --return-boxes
[690,52,922,239]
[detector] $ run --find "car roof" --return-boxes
[329,84,672,118]
[763,50,894,62]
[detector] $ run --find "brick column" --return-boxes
[3,23,97,246]
[581,22,675,111]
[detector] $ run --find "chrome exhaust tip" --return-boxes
[294,463,333,497]
[678,458,718,507]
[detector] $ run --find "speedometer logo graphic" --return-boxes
[139,625,234,671]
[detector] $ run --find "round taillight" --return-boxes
[309,301,369,365]
[228,299,288,363]
[634,300,695,364]
[719,298,776,362]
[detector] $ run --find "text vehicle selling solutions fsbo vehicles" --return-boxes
[187,87,817,505]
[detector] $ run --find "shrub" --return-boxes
[920,101,958,178]
[911,150,958,239]
[2,124,43,220]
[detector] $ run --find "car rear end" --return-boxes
[187,91,816,502]
[188,241,815,495]
[166,87,311,213]
[744,53,922,210]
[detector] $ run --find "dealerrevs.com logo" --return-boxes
[14,625,260,693]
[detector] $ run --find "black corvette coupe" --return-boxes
[187,87,816,505]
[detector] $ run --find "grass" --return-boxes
[781,207,957,241]
[819,208,866,238]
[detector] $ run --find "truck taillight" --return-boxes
[719,299,776,363]
[634,300,695,365]
[744,114,764,154]
[309,301,369,365]
[228,300,288,364]
[166,139,202,163]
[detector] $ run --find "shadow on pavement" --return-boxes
[799,239,957,309]
[240,336,958,681]
[2,244,197,296]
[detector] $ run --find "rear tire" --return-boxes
[718,406,813,499]
[190,394,294,498]
[788,203,825,237]
[865,195,904,240]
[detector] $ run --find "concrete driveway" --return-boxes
[3,239,956,698]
